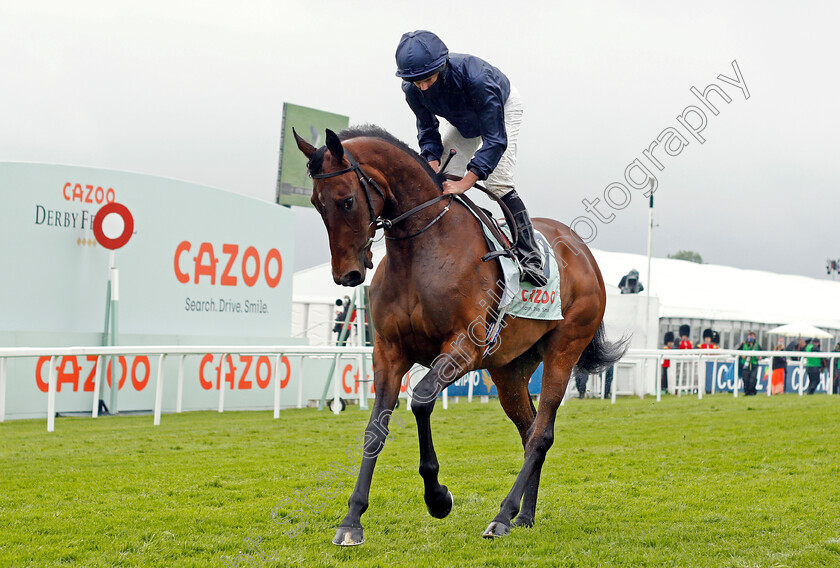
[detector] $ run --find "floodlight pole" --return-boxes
[646,194,653,315]
[646,191,654,391]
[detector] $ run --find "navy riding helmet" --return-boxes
[395,30,449,81]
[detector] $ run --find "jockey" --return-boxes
[395,30,548,288]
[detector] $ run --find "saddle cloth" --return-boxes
[461,199,563,321]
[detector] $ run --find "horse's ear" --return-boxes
[325,128,344,162]
[293,127,317,158]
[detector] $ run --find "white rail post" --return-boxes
[176,355,185,413]
[675,360,680,397]
[711,359,718,395]
[467,371,474,403]
[686,358,691,397]
[218,353,227,413]
[596,371,603,400]
[47,356,56,432]
[296,356,305,409]
[92,356,103,418]
[733,357,740,398]
[656,356,662,402]
[273,354,282,419]
[0,358,6,423]
[602,370,608,400]
[442,384,449,410]
[636,360,643,399]
[332,357,341,415]
[153,354,166,426]
[697,357,703,400]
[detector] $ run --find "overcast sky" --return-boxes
[2,1,838,281]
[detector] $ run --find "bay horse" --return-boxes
[294,125,626,545]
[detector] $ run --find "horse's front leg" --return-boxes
[333,344,408,546]
[409,346,475,519]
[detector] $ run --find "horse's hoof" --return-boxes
[482,521,511,538]
[332,526,365,546]
[511,515,534,528]
[426,489,454,519]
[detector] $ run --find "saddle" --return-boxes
[442,174,518,264]
[443,175,560,353]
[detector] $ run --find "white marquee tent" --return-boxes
[595,250,840,329]
[293,246,840,346]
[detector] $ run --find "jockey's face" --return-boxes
[413,72,439,91]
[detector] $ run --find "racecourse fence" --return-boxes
[0,346,837,432]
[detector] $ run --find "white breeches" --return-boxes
[438,85,522,198]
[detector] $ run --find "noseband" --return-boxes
[311,148,452,248]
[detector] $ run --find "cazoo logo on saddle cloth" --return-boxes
[470,207,563,321]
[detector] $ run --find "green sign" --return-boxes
[276,103,349,207]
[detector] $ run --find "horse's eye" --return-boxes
[341,197,354,211]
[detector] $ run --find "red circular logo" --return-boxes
[93,202,134,250]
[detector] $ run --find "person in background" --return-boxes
[603,365,614,399]
[711,331,721,349]
[804,338,825,394]
[661,331,674,393]
[673,325,693,392]
[786,337,807,361]
[771,339,787,395]
[574,367,589,399]
[678,325,692,349]
[618,269,644,294]
[737,331,762,396]
[696,329,720,395]
[698,329,717,349]
[333,296,354,346]
[832,343,840,395]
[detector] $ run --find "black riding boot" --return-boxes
[500,190,548,288]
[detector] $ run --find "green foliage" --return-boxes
[2,395,840,567]
[668,250,704,263]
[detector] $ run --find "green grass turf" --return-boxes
[1,394,840,567]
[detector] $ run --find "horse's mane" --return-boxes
[306,124,444,187]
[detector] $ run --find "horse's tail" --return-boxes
[576,322,630,374]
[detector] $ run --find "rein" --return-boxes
[311,148,453,248]
[378,194,453,241]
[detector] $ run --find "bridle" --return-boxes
[311,148,453,249]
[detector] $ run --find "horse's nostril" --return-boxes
[343,271,363,286]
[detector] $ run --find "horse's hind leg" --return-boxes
[490,348,543,528]
[484,330,590,538]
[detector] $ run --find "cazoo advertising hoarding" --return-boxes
[0,162,299,419]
